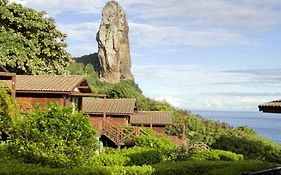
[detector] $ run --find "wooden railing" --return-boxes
[101,118,146,146]
[100,119,186,147]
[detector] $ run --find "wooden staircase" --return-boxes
[100,118,145,146]
[99,118,187,147]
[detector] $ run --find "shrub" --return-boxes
[9,104,100,167]
[212,135,281,163]
[133,134,176,150]
[121,147,164,166]
[152,161,280,175]
[88,153,130,166]
[101,145,189,166]
[108,165,154,175]
[0,86,19,138]
[189,149,244,161]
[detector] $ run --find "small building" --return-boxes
[2,75,97,111]
[259,100,281,113]
[82,98,136,132]
[130,111,173,134]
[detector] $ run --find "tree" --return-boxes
[10,104,100,167]
[0,0,72,74]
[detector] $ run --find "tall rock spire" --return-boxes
[96,0,133,83]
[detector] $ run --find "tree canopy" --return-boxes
[0,0,72,74]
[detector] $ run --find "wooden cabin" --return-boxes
[82,98,136,132]
[259,100,281,113]
[130,111,173,134]
[1,74,97,111]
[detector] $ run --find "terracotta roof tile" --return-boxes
[15,75,85,93]
[258,100,281,113]
[131,111,173,125]
[83,98,136,115]
[259,101,281,108]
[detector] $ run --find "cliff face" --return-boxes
[96,0,133,83]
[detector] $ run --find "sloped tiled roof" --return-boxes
[130,111,173,125]
[15,75,86,93]
[83,98,136,115]
[259,99,281,107]
[259,100,281,113]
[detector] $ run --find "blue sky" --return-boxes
[11,0,281,111]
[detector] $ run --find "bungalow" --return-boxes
[1,73,101,111]
[82,98,136,132]
[259,100,281,113]
[130,111,173,134]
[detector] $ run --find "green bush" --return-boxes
[152,161,280,175]
[107,165,154,175]
[101,145,189,166]
[121,147,164,166]
[0,86,19,138]
[189,149,244,161]
[9,104,99,167]
[212,135,281,163]
[133,134,176,149]
[88,153,130,166]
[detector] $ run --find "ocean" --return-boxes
[191,110,281,144]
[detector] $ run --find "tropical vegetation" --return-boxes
[0,1,281,174]
[0,0,72,74]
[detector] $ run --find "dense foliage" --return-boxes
[69,59,281,164]
[152,161,280,175]
[0,0,72,74]
[165,109,281,163]
[1,143,278,175]
[9,104,99,167]
[189,149,244,161]
[1,1,280,175]
[90,134,186,166]
[0,86,19,138]
[69,60,174,111]
[212,134,281,163]
[133,134,176,149]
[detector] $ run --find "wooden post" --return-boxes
[116,127,120,146]
[103,96,107,118]
[135,127,140,137]
[11,75,16,98]
[150,115,153,128]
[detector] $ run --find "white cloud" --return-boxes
[56,22,99,57]
[9,0,280,52]
[127,0,281,30]
[155,96,186,109]
[66,44,95,57]
[129,22,252,47]
[133,65,281,111]
[11,0,281,30]
[10,0,104,16]
[57,22,99,42]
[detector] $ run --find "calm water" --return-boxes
[191,110,281,144]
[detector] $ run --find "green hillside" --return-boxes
[1,1,280,174]
[69,59,281,164]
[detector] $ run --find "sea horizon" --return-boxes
[190,110,281,144]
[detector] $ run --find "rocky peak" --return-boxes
[96,0,133,83]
